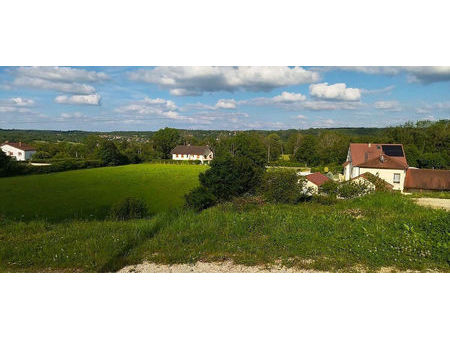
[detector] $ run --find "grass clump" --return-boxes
[109,197,149,221]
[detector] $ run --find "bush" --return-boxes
[185,186,218,212]
[231,195,265,212]
[260,169,305,204]
[337,181,371,199]
[108,197,149,220]
[319,180,339,196]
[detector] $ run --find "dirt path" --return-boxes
[414,198,450,211]
[118,261,320,273]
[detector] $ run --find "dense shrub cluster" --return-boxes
[260,169,307,204]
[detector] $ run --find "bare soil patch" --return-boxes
[414,198,450,211]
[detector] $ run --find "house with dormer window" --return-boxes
[343,143,408,191]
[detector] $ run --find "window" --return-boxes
[393,173,401,183]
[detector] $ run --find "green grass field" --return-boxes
[1,193,449,272]
[0,164,207,221]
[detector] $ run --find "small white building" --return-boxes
[170,145,213,164]
[343,143,408,191]
[1,142,36,161]
[302,172,331,195]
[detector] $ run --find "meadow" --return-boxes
[0,163,207,221]
[1,193,449,272]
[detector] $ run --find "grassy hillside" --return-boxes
[1,193,448,272]
[0,164,206,221]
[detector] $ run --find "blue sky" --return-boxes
[0,66,449,131]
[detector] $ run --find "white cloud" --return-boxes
[215,99,237,109]
[128,66,320,95]
[55,94,101,105]
[301,100,362,111]
[415,101,450,114]
[374,100,402,112]
[309,82,361,101]
[11,66,107,95]
[272,91,306,103]
[15,67,109,83]
[361,85,395,95]
[0,97,35,113]
[14,77,96,94]
[116,97,190,121]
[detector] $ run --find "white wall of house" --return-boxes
[172,151,213,163]
[1,144,36,161]
[359,168,406,191]
[301,180,319,195]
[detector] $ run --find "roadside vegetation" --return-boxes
[1,193,448,272]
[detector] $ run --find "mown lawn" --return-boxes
[0,164,206,221]
[1,193,449,272]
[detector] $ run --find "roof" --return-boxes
[404,168,450,191]
[358,154,408,170]
[347,143,408,168]
[305,172,330,186]
[1,142,36,151]
[170,145,212,156]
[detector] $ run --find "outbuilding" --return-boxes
[170,145,213,164]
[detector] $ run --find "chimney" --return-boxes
[19,142,22,147]
[368,143,371,148]
[380,155,384,163]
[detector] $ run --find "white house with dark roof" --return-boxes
[170,145,213,164]
[343,143,409,191]
[1,142,36,161]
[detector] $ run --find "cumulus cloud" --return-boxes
[272,91,306,103]
[295,114,308,120]
[0,97,35,113]
[55,94,101,105]
[15,67,109,83]
[11,66,106,96]
[215,99,237,109]
[309,83,361,101]
[128,66,320,95]
[374,100,402,112]
[14,76,96,94]
[116,97,189,121]
[60,112,86,119]
[415,101,450,114]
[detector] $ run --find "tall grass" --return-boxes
[1,192,448,272]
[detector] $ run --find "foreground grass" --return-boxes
[406,191,450,199]
[0,164,206,221]
[1,193,448,272]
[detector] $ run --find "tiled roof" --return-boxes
[404,168,450,191]
[305,172,330,186]
[347,143,408,167]
[358,154,408,170]
[170,145,212,156]
[1,142,36,151]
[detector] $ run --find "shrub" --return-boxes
[185,186,217,212]
[319,180,339,196]
[337,181,371,199]
[231,195,265,212]
[260,169,305,204]
[108,197,149,220]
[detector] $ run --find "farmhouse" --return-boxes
[1,142,36,161]
[343,143,408,191]
[170,145,213,164]
[303,172,330,194]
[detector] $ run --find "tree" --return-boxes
[264,133,282,162]
[294,135,320,166]
[404,144,421,167]
[97,140,129,166]
[152,127,180,159]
